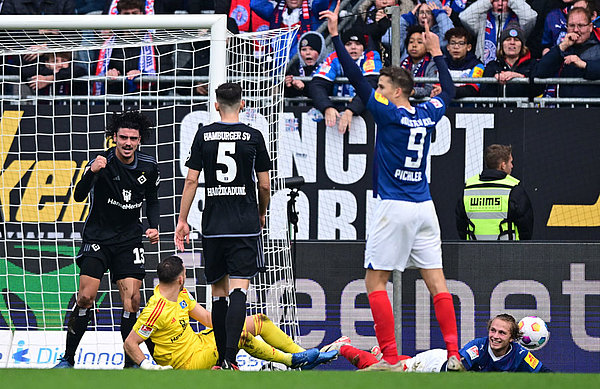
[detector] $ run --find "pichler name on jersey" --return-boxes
[394,169,422,182]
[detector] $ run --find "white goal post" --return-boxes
[0,14,299,370]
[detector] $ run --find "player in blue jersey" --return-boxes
[320,1,461,371]
[323,313,551,372]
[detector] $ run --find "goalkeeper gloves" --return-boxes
[140,359,173,370]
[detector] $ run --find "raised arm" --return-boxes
[73,154,107,202]
[422,19,455,105]
[320,1,373,104]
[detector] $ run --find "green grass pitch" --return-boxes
[2,369,599,389]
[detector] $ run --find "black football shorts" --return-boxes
[202,235,265,284]
[76,240,146,282]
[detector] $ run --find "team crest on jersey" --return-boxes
[374,92,389,105]
[91,244,100,252]
[122,189,132,203]
[431,98,443,108]
[524,352,539,369]
[179,300,188,309]
[466,345,479,360]
[139,325,153,337]
[137,174,147,185]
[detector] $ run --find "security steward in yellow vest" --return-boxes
[456,145,533,240]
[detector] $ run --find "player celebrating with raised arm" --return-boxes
[124,255,337,370]
[54,111,160,368]
[320,2,462,371]
[175,83,271,370]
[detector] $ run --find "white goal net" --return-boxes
[0,14,299,369]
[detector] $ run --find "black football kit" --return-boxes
[185,121,271,283]
[74,147,160,281]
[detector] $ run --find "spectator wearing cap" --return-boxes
[459,0,538,65]
[308,29,382,134]
[399,25,439,99]
[285,31,326,98]
[535,6,600,97]
[480,23,540,98]
[399,0,454,61]
[250,0,334,58]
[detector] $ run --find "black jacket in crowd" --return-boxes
[534,35,600,97]
[285,62,319,98]
[1,0,75,14]
[456,169,534,240]
[480,51,541,98]
[21,61,88,96]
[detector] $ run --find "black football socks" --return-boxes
[212,296,229,365]
[225,288,247,365]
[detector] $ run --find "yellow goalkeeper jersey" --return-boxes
[133,286,213,369]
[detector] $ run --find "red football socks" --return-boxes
[433,292,460,359]
[339,345,379,369]
[368,290,399,364]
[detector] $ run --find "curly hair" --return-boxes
[105,110,154,142]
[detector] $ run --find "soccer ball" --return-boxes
[518,316,549,350]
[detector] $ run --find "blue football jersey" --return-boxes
[459,337,544,372]
[366,90,446,202]
[314,51,382,97]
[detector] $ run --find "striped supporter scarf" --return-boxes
[93,0,157,95]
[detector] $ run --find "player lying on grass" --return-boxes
[322,313,551,372]
[124,255,337,370]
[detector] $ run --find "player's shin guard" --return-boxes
[212,296,228,365]
[225,288,247,364]
[368,290,398,364]
[239,331,292,366]
[433,292,459,359]
[121,311,138,367]
[252,313,303,353]
[64,305,93,365]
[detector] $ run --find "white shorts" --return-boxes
[403,349,447,372]
[364,198,442,271]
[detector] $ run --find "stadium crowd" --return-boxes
[1,0,599,104]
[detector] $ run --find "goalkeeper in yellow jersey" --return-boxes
[124,255,337,370]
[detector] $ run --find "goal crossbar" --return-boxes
[0,14,229,30]
[0,14,227,120]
